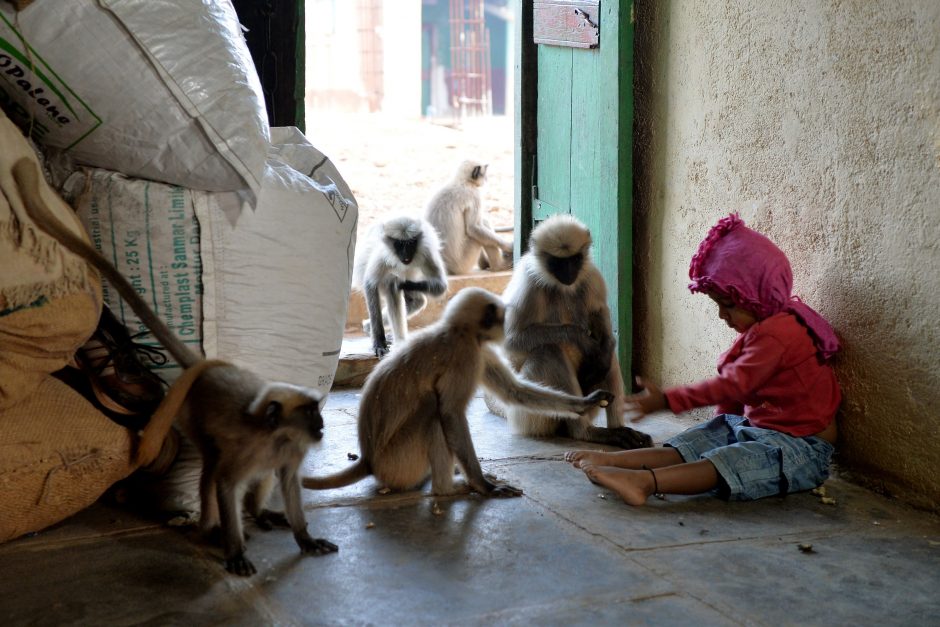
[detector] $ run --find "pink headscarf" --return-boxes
[688,214,840,360]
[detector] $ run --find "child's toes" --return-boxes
[580,462,603,486]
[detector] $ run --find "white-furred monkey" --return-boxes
[490,214,653,449]
[12,158,337,577]
[423,160,513,275]
[303,287,614,497]
[354,215,448,357]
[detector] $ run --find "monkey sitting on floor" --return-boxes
[303,287,613,497]
[423,160,513,275]
[355,215,448,357]
[487,213,653,450]
[13,158,338,577]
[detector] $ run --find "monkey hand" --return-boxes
[584,389,616,408]
[399,278,446,296]
[373,342,390,358]
[398,279,425,291]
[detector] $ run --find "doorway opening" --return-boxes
[303,0,516,238]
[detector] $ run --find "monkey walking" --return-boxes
[13,158,337,577]
[355,215,448,357]
[423,160,513,275]
[489,214,653,450]
[303,287,614,497]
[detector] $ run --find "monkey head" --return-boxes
[382,216,426,265]
[248,383,325,442]
[443,286,506,343]
[530,214,592,287]
[456,160,488,187]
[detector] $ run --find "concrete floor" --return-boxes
[2,389,939,626]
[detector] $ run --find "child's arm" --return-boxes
[666,332,786,414]
[626,379,742,420]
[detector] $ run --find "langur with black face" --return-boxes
[303,287,614,497]
[424,160,513,275]
[489,214,653,450]
[355,215,448,357]
[13,158,337,577]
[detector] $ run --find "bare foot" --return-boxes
[564,449,613,468]
[580,463,652,506]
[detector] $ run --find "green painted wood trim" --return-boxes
[514,0,537,257]
[617,3,635,379]
[294,0,306,133]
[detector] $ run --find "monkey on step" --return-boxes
[303,287,614,497]
[355,215,448,357]
[423,160,513,275]
[487,214,653,450]
[13,158,337,577]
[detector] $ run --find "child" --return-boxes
[566,214,841,505]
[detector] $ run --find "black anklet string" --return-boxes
[642,465,666,500]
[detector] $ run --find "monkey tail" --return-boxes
[301,460,370,490]
[12,158,199,369]
[135,359,230,467]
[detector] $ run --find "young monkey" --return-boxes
[13,158,337,577]
[355,215,448,357]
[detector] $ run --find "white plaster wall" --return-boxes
[634,1,940,509]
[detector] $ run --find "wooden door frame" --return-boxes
[513,0,634,380]
[513,0,537,258]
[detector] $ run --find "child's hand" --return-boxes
[624,377,668,421]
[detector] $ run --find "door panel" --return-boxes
[534,45,572,220]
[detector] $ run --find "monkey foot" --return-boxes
[582,426,653,450]
[602,427,653,450]
[487,483,524,498]
[253,509,290,531]
[224,554,257,577]
[299,537,339,555]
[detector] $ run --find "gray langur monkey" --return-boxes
[12,158,337,577]
[354,215,448,357]
[423,160,513,275]
[303,287,614,497]
[488,214,653,450]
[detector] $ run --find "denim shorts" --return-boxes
[664,414,834,501]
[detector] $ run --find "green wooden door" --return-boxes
[514,0,634,375]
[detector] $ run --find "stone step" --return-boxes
[334,270,512,388]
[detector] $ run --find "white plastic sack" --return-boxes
[0,0,268,202]
[197,127,358,396]
[67,169,203,383]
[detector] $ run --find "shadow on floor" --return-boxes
[2,389,938,626]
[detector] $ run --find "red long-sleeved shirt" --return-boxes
[664,312,841,437]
